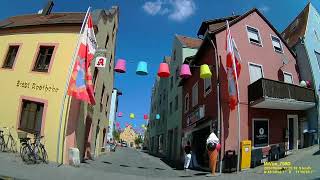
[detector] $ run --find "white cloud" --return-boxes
[259,5,270,13]
[142,0,196,21]
[168,0,196,21]
[143,0,163,16]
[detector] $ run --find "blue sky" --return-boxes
[1,0,319,133]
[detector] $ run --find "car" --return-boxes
[121,141,128,147]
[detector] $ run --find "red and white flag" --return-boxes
[67,13,97,105]
[226,20,241,110]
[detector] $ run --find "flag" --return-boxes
[226,20,242,110]
[68,14,97,105]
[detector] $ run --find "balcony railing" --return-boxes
[248,78,315,104]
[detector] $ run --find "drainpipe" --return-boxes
[209,36,223,174]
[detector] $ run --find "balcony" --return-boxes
[186,105,205,127]
[248,78,315,110]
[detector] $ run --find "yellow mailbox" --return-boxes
[241,140,252,170]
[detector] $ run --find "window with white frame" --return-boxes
[246,26,262,45]
[283,72,293,84]
[249,63,263,83]
[204,77,212,96]
[192,82,198,107]
[271,35,283,53]
[184,93,189,113]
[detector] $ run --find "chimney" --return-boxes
[41,0,54,16]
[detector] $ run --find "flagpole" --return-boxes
[226,20,241,173]
[56,6,91,165]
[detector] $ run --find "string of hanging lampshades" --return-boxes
[114,59,213,79]
[114,59,212,124]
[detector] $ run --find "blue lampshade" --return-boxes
[136,61,148,75]
[156,114,160,120]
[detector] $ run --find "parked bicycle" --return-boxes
[0,126,17,153]
[20,133,48,164]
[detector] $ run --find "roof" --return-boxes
[0,13,85,29]
[175,35,202,48]
[197,15,239,37]
[206,8,296,57]
[281,3,310,47]
[0,6,119,30]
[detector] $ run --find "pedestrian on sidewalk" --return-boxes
[184,141,192,171]
[206,131,221,176]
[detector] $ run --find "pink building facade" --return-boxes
[182,9,316,169]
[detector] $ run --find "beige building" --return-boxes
[120,126,138,148]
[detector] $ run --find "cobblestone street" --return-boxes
[0,146,319,180]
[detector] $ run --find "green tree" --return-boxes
[113,130,120,141]
[134,135,143,146]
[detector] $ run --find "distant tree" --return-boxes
[134,135,143,146]
[113,130,120,141]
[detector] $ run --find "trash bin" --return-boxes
[223,150,237,173]
[240,140,251,170]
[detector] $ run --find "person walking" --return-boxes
[206,131,221,176]
[184,141,192,171]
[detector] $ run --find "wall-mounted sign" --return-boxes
[253,120,268,147]
[16,80,59,93]
[95,56,107,68]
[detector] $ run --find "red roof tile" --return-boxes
[176,35,202,48]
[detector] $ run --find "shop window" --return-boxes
[192,82,198,107]
[19,100,44,134]
[33,46,54,72]
[2,45,19,69]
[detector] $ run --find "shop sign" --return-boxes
[16,80,59,93]
[253,120,268,147]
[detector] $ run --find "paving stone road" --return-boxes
[0,145,319,180]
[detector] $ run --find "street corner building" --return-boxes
[0,2,119,164]
[120,126,138,148]
[180,8,317,170]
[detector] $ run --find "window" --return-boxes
[100,84,105,112]
[246,26,262,45]
[204,78,212,96]
[170,76,173,89]
[184,94,189,113]
[315,30,320,41]
[33,46,54,72]
[93,67,98,93]
[105,35,109,49]
[173,50,176,61]
[283,72,293,84]
[175,67,179,81]
[106,94,110,107]
[170,101,173,114]
[315,51,320,70]
[253,119,269,147]
[249,63,263,83]
[2,45,19,69]
[192,82,198,107]
[159,94,162,105]
[290,19,299,31]
[19,100,44,133]
[175,95,178,111]
[271,36,283,53]
[112,23,116,39]
[109,54,113,72]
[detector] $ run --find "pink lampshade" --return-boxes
[157,63,170,78]
[117,112,123,117]
[180,64,192,79]
[115,59,126,73]
[143,114,148,120]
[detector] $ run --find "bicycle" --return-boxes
[0,127,17,153]
[20,133,48,164]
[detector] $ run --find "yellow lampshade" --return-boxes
[130,113,135,119]
[200,64,212,79]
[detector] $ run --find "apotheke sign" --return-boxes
[16,80,59,93]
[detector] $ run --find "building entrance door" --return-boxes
[287,115,298,150]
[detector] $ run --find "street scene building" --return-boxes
[0,1,319,180]
[0,1,119,164]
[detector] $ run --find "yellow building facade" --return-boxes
[0,6,119,164]
[120,126,138,148]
